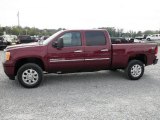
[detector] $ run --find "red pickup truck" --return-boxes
[3,29,158,88]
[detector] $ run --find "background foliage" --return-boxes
[0,26,160,37]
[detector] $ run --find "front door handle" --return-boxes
[74,50,83,53]
[100,49,109,52]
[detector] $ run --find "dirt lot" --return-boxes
[0,48,160,120]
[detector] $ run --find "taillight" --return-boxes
[155,46,158,55]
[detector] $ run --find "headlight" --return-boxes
[5,52,10,61]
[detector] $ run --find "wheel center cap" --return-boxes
[28,74,33,79]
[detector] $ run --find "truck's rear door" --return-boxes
[83,30,111,70]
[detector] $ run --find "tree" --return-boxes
[143,30,154,35]
[0,26,159,38]
[0,27,3,35]
[116,29,124,37]
[137,31,142,36]
[98,27,117,37]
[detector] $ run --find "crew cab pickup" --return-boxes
[3,29,158,88]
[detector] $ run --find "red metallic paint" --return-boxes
[3,29,158,79]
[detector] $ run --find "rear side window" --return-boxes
[85,31,106,46]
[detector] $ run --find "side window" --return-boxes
[60,32,81,47]
[27,36,31,40]
[85,31,106,46]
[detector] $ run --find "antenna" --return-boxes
[17,11,20,35]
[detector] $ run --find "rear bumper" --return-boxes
[153,59,158,65]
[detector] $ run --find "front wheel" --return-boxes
[125,60,144,80]
[17,63,43,88]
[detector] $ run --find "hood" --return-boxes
[6,42,40,51]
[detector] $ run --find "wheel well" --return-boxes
[128,54,147,65]
[14,57,45,76]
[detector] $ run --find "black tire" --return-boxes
[0,46,7,50]
[7,42,12,45]
[17,63,43,88]
[147,38,151,41]
[125,60,144,80]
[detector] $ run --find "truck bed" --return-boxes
[111,43,157,68]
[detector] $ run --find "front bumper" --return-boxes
[153,59,158,65]
[3,63,15,80]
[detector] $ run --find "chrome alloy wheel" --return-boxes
[130,64,142,78]
[22,69,39,85]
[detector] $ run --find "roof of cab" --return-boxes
[62,29,107,32]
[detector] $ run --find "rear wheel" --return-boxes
[17,63,43,88]
[125,60,144,80]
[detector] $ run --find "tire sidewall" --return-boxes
[126,60,144,80]
[147,38,151,41]
[17,63,43,88]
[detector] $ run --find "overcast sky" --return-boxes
[0,0,160,31]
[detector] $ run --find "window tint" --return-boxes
[85,31,106,46]
[60,32,81,47]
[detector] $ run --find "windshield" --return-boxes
[42,30,64,45]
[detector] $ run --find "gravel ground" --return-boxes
[0,48,160,120]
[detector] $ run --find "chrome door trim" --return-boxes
[50,59,84,63]
[50,58,110,63]
[85,58,110,61]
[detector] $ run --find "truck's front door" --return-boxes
[47,31,85,72]
[84,31,111,70]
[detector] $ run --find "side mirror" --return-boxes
[52,38,63,49]
[52,41,58,48]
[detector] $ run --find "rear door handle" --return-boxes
[74,50,83,53]
[100,49,109,52]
